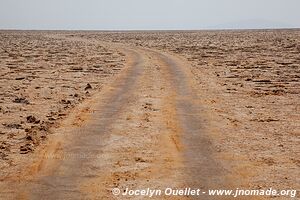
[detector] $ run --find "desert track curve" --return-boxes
[0,37,228,200]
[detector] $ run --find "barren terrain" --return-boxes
[0,31,125,165]
[0,30,299,199]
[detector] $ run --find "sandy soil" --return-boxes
[0,30,299,199]
[73,30,300,191]
[0,31,125,169]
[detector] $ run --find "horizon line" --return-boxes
[1,27,300,32]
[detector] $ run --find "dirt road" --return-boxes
[0,37,229,199]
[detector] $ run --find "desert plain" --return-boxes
[0,30,299,199]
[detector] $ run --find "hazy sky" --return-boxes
[0,0,299,30]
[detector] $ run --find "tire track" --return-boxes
[0,36,228,200]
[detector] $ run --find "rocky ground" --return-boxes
[0,31,125,170]
[65,30,300,191]
[0,30,299,198]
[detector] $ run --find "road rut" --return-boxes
[0,38,227,200]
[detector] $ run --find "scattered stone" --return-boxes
[4,123,22,129]
[261,157,276,166]
[39,124,50,132]
[20,143,33,154]
[13,97,29,104]
[15,77,25,80]
[61,99,71,104]
[0,142,10,151]
[26,115,40,124]
[48,117,56,121]
[0,152,9,160]
[71,66,83,71]
[26,135,34,141]
[135,157,146,162]
[85,83,92,90]
[259,118,280,122]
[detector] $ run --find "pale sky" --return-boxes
[0,0,299,30]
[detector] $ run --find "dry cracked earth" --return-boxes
[0,30,299,200]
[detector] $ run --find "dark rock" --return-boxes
[26,135,33,141]
[15,77,25,80]
[26,115,40,124]
[0,152,8,160]
[0,142,10,151]
[20,144,33,154]
[25,132,39,145]
[48,117,56,121]
[4,123,22,129]
[61,99,71,104]
[135,157,146,162]
[85,83,92,90]
[13,97,29,104]
[71,66,83,71]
